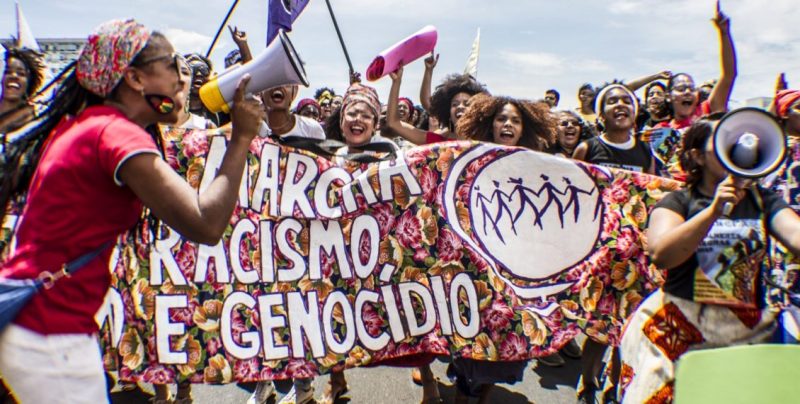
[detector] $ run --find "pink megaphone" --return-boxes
[366,25,438,81]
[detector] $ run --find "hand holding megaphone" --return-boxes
[712,175,747,217]
[199,30,308,115]
[712,107,788,216]
[230,75,267,143]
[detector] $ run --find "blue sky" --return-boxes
[3,0,800,109]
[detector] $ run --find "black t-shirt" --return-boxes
[583,136,652,173]
[654,187,788,305]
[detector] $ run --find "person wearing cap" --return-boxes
[572,82,655,404]
[0,19,264,403]
[0,45,45,136]
[294,98,321,121]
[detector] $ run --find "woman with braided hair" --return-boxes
[0,19,264,403]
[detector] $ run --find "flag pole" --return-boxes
[324,0,355,77]
[206,0,240,59]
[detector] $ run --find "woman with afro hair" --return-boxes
[448,93,556,403]
[456,94,556,151]
[386,62,486,145]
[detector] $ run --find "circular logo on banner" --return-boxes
[461,149,602,282]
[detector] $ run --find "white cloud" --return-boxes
[500,51,565,73]
[163,28,213,56]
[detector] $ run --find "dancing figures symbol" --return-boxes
[465,150,602,283]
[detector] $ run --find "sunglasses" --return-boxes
[135,52,189,79]
[188,61,211,78]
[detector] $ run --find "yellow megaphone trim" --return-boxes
[199,77,230,114]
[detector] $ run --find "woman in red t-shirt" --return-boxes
[0,19,263,403]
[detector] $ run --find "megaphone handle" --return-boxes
[722,201,734,216]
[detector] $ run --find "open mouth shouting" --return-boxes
[270,88,286,105]
[3,79,23,97]
[349,123,365,136]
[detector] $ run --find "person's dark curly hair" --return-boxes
[184,52,213,71]
[456,95,556,151]
[3,46,45,98]
[429,73,486,129]
[314,87,336,100]
[678,112,725,187]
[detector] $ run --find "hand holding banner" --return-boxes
[366,25,438,81]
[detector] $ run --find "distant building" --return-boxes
[744,97,773,110]
[2,37,85,80]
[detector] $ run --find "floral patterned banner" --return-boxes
[87,127,680,384]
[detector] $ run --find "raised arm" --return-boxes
[119,76,264,245]
[625,70,671,92]
[229,25,253,64]
[707,1,737,114]
[387,66,429,145]
[420,53,438,111]
[648,177,744,268]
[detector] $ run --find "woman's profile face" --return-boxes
[700,130,727,183]
[136,44,190,123]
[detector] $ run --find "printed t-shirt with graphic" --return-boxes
[1,105,160,334]
[655,187,788,308]
[582,135,653,173]
[654,100,712,131]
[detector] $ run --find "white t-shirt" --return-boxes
[180,113,212,130]
[280,115,325,140]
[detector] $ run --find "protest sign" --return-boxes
[74,127,677,383]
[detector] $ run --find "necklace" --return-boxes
[270,114,295,134]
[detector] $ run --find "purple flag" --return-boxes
[267,0,310,45]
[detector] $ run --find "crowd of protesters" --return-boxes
[2,2,800,404]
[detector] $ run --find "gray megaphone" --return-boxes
[713,107,786,215]
[199,30,309,115]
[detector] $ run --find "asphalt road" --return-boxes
[110,353,582,404]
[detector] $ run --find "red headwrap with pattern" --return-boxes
[775,89,800,119]
[76,19,151,98]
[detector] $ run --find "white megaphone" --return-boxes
[199,30,309,115]
[713,107,786,215]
